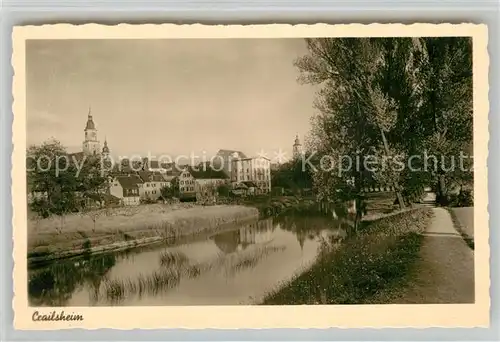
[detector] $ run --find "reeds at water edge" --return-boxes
[101,244,287,303]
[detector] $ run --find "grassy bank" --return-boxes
[446,208,474,250]
[28,204,258,265]
[262,208,434,305]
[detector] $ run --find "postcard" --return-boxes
[12,23,489,329]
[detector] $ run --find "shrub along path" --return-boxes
[387,207,475,304]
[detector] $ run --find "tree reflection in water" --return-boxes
[213,230,240,254]
[28,253,116,306]
[275,214,349,251]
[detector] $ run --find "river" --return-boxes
[28,215,349,306]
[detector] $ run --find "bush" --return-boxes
[140,197,157,205]
[217,184,231,197]
[30,198,51,218]
[160,185,176,199]
[449,190,474,207]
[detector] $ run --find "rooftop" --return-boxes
[138,171,166,183]
[115,174,143,189]
[217,149,247,160]
[187,166,229,180]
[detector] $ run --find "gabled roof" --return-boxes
[138,171,165,183]
[187,166,229,180]
[217,149,247,160]
[103,193,121,204]
[152,174,164,182]
[115,175,143,189]
[137,171,151,182]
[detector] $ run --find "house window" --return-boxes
[146,183,150,187]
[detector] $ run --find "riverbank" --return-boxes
[261,208,434,304]
[377,208,474,304]
[28,204,258,266]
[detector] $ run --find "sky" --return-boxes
[26,38,317,162]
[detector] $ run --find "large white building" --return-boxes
[230,153,271,194]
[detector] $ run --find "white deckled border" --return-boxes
[11,23,490,330]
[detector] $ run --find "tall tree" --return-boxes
[27,139,79,216]
[295,38,415,227]
[295,37,473,215]
[27,139,109,222]
[419,37,473,204]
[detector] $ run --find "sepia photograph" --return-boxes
[12,24,489,329]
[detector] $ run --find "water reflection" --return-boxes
[275,214,350,250]
[213,218,274,254]
[28,215,347,306]
[28,254,116,306]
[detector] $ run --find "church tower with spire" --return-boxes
[101,137,113,170]
[102,137,110,158]
[82,107,101,156]
[293,134,303,159]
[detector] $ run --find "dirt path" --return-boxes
[390,207,475,304]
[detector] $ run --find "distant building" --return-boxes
[188,166,229,188]
[82,108,101,156]
[231,155,271,194]
[102,138,110,158]
[101,138,112,169]
[137,171,169,201]
[163,166,183,184]
[109,174,143,206]
[187,167,227,203]
[177,169,196,199]
[292,134,303,159]
[215,149,247,178]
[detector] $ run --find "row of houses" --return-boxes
[107,149,272,205]
[28,148,273,207]
[108,166,223,205]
